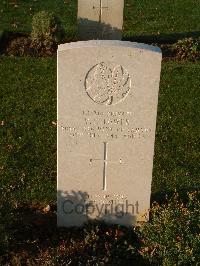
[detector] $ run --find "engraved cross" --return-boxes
[93,0,109,23]
[90,142,122,191]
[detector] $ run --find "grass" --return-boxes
[0,57,57,204]
[124,0,200,39]
[0,57,199,206]
[153,61,200,199]
[0,0,199,41]
[0,0,77,36]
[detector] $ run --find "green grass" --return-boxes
[152,61,200,198]
[0,0,199,40]
[0,0,77,36]
[124,0,200,38]
[0,57,199,205]
[0,57,57,204]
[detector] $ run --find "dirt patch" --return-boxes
[0,204,144,266]
[0,33,77,57]
[4,35,57,57]
[1,33,199,61]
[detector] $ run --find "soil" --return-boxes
[0,203,143,266]
[0,32,176,60]
[1,33,199,62]
[0,33,76,57]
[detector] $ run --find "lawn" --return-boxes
[0,57,199,205]
[124,0,200,39]
[0,0,199,41]
[153,61,200,199]
[0,57,57,204]
[0,0,77,35]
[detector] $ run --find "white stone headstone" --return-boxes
[57,40,162,227]
[78,0,124,40]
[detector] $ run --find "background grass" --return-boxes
[0,0,199,40]
[153,61,200,199]
[0,57,199,205]
[0,57,57,204]
[124,0,200,38]
[0,0,77,36]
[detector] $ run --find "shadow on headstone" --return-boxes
[78,18,122,40]
[57,189,137,227]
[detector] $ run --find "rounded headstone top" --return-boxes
[58,40,162,54]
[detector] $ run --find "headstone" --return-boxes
[78,0,124,40]
[57,40,162,227]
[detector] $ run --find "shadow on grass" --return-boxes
[151,187,200,205]
[0,191,148,265]
[123,31,200,44]
[1,187,198,264]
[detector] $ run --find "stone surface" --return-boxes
[57,40,162,227]
[78,0,124,40]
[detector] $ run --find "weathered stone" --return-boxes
[78,0,124,40]
[57,40,162,227]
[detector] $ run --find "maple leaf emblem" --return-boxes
[85,62,131,105]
